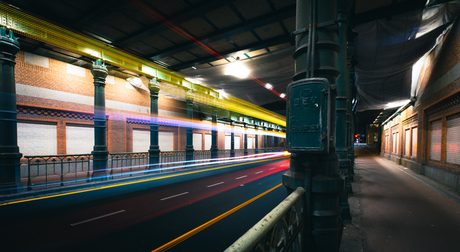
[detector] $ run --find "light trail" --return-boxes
[131,0,287,100]
[0,156,287,206]
[14,152,289,191]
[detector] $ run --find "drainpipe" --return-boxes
[283,0,344,250]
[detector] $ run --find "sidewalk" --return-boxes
[340,147,460,251]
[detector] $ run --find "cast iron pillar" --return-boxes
[337,0,352,221]
[254,122,259,154]
[211,106,218,159]
[230,120,235,157]
[244,123,248,155]
[283,0,344,251]
[276,130,281,151]
[263,126,268,153]
[185,90,194,161]
[0,28,22,194]
[149,78,161,169]
[91,60,109,180]
[347,41,355,178]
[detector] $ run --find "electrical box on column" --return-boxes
[286,78,330,153]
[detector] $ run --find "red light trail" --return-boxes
[132,0,286,100]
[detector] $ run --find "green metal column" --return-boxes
[337,0,352,221]
[91,59,109,180]
[283,0,344,250]
[149,78,160,169]
[276,129,281,151]
[263,126,267,153]
[0,28,22,194]
[244,122,248,155]
[254,122,259,154]
[211,106,218,159]
[347,41,355,179]
[230,120,235,157]
[185,90,194,161]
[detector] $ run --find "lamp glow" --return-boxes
[280,93,285,98]
[265,83,273,90]
[225,61,250,78]
[385,99,410,108]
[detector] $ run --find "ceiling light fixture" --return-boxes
[224,61,250,78]
[280,93,285,98]
[385,99,410,109]
[265,83,273,90]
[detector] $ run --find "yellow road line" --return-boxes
[0,157,286,207]
[152,183,283,252]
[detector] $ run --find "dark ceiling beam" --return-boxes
[115,0,237,47]
[69,0,127,30]
[351,0,426,25]
[149,4,295,61]
[169,34,292,71]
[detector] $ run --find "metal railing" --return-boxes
[22,149,284,190]
[160,151,186,169]
[225,187,305,252]
[109,152,149,178]
[23,154,92,190]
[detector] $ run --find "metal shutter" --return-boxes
[66,125,93,155]
[446,114,460,165]
[133,129,149,153]
[405,129,410,156]
[412,127,417,157]
[430,120,442,161]
[18,121,57,156]
[193,133,202,150]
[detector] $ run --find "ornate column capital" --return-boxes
[149,78,161,93]
[91,59,108,85]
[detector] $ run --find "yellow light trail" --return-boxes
[0,157,286,207]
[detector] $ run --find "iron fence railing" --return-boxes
[109,152,149,178]
[22,149,284,190]
[23,154,92,190]
[160,151,186,169]
[225,187,305,252]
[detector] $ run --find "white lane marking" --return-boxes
[207,182,224,187]
[160,192,189,201]
[269,168,275,170]
[236,175,247,180]
[71,210,125,226]
[255,171,263,174]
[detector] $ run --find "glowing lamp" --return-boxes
[224,62,250,78]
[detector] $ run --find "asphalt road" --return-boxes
[1,158,290,252]
[356,148,460,252]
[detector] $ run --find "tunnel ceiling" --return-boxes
[6,0,460,126]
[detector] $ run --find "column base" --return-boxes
[92,150,108,181]
[0,152,23,194]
